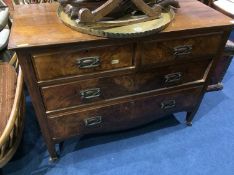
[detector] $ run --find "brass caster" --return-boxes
[186,121,192,127]
[49,155,59,162]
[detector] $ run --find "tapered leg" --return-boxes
[59,141,64,153]
[48,143,58,162]
[186,111,196,126]
[48,142,65,162]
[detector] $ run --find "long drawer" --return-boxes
[32,44,134,81]
[42,59,210,112]
[48,86,203,140]
[141,34,221,66]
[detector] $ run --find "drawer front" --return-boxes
[48,86,203,139]
[32,44,134,81]
[141,34,221,65]
[42,59,210,111]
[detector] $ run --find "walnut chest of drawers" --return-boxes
[8,0,234,160]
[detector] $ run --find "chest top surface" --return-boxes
[8,0,233,50]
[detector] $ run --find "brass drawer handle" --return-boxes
[80,88,101,100]
[173,45,192,56]
[84,116,102,126]
[164,72,182,84]
[77,56,100,68]
[161,100,176,110]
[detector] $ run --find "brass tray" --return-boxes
[57,6,175,38]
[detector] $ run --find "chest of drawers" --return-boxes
[8,0,233,160]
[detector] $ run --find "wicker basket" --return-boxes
[0,53,25,168]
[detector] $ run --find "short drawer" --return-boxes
[141,34,221,65]
[48,86,203,140]
[41,59,210,111]
[32,44,134,81]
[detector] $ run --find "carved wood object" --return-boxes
[57,0,180,38]
[59,0,180,22]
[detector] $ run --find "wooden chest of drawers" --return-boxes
[8,0,233,160]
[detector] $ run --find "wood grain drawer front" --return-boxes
[42,59,210,112]
[32,44,134,81]
[48,86,203,139]
[141,34,221,65]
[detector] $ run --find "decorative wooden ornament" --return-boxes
[58,0,180,38]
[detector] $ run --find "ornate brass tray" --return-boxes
[57,0,179,38]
